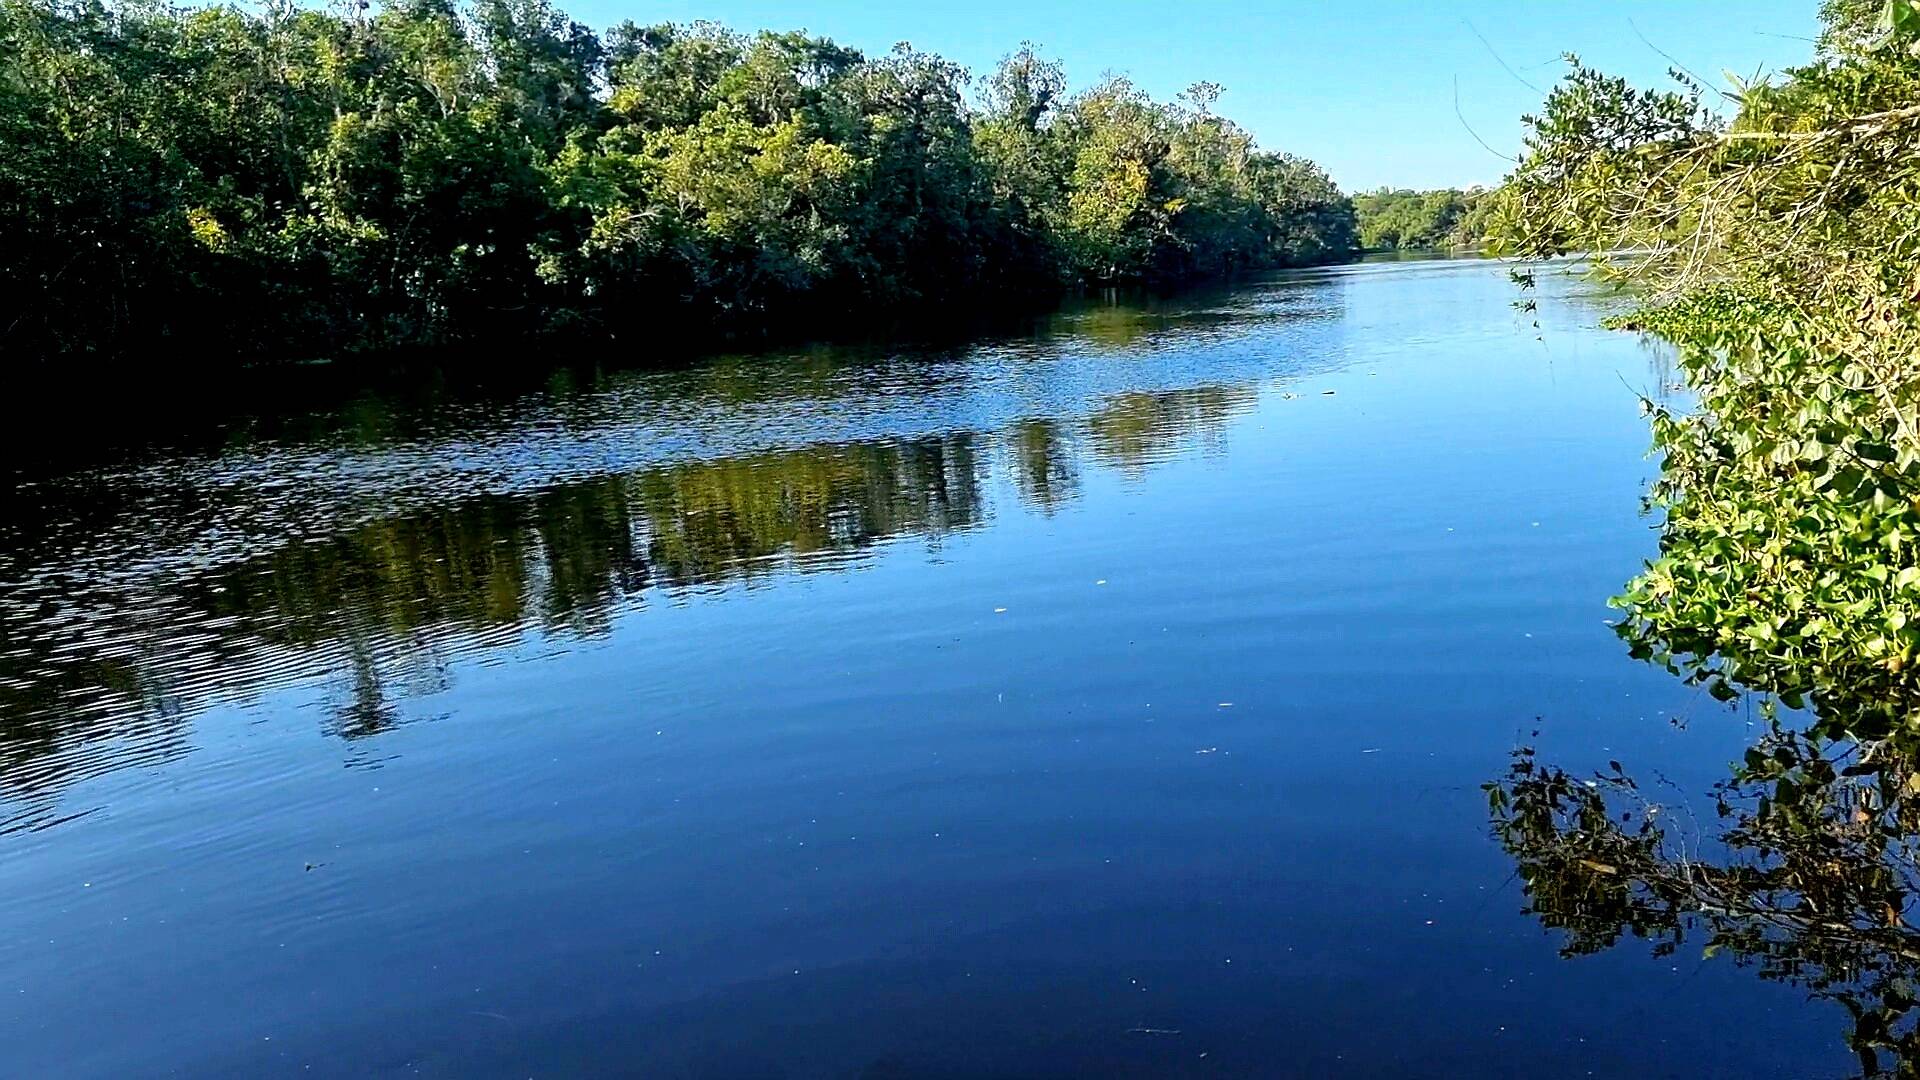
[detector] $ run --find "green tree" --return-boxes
[0,0,1359,368]
[1352,187,1485,251]
[1492,0,1920,744]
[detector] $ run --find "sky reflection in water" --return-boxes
[0,259,1842,1078]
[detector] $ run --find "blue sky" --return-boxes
[559,0,1822,191]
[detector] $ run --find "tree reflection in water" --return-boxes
[0,382,1256,832]
[1492,720,1920,1077]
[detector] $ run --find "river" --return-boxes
[0,257,1844,1076]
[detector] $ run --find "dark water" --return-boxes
[0,259,1840,1077]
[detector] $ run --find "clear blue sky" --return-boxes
[560,0,1821,192]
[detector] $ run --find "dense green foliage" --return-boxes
[0,0,1358,365]
[1350,187,1491,251]
[1490,8,1920,1070]
[1493,0,1920,749]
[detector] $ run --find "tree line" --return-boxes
[0,0,1361,368]
[1351,187,1493,251]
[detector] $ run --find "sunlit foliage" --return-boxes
[0,1,1358,364]
[1492,0,1920,748]
[1351,187,1492,251]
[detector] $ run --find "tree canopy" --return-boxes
[1350,187,1491,251]
[0,0,1359,368]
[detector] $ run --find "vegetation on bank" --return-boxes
[1486,4,1920,1071]
[1350,187,1492,252]
[1490,0,1920,752]
[0,0,1359,366]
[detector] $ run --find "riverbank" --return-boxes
[2,1,1359,367]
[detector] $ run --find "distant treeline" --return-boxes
[0,0,1361,366]
[1351,187,1493,251]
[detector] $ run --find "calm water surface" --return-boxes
[0,259,1839,1076]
